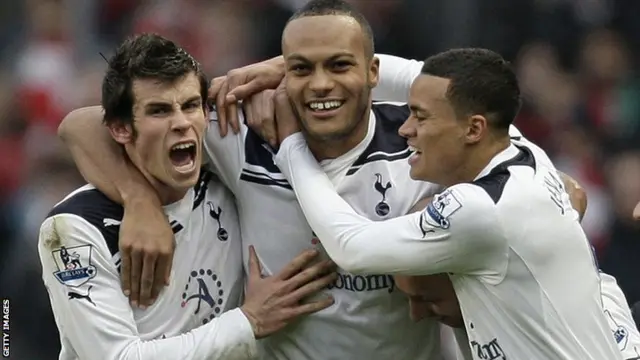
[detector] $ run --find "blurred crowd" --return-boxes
[0,0,639,358]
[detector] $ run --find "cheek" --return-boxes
[416,126,437,152]
[134,131,165,163]
[285,79,303,101]
[139,138,164,163]
[190,114,207,133]
[342,74,368,95]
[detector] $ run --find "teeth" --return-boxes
[171,143,195,151]
[309,100,343,111]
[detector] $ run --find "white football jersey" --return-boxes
[601,273,640,359]
[205,104,442,360]
[38,171,254,359]
[376,55,636,358]
[512,123,640,359]
[275,133,622,360]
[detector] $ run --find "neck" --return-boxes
[125,148,188,206]
[306,105,371,161]
[149,178,188,206]
[442,133,511,187]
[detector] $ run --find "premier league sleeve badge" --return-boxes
[51,245,97,287]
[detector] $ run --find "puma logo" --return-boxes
[103,218,121,227]
[68,285,96,306]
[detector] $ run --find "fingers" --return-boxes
[634,201,640,220]
[272,84,301,143]
[227,81,264,103]
[280,272,337,306]
[129,249,142,307]
[285,296,335,318]
[139,252,157,307]
[164,258,172,285]
[261,91,278,148]
[227,102,240,134]
[152,248,173,305]
[244,98,255,129]
[152,252,172,303]
[277,249,319,281]
[286,260,335,290]
[248,245,263,282]
[216,80,230,137]
[119,248,132,297]
[208,76,226,100]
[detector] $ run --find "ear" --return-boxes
[464,114,487,145]
[107,121,134,145]
[368,56,380,88]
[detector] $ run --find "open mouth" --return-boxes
[408,145,422,166]
[169,141,197,172]
[307,100,345,114]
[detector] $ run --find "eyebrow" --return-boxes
[144,101,172,109]
[144,95,202,109]
[409,105,429,115]
[181,95,202,105]
[286,52,356,63]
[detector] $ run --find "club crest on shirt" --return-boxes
[51,245,97,287]
[207,201,228,241]
[373,173,392,217]
[421,189,462,230]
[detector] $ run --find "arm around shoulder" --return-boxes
[373,54,423,102]
[340,184,506,276]
[58,106,158,205]
[275,136,506,276]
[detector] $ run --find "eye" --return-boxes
[289,64,311,76]
[332,61,353,72]
[148,107,169,116]
[409,112,424,121]
[184,101,201,111]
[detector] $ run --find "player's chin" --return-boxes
[408,164,429,182]
[167,156,201,187]
[303,120,348,140]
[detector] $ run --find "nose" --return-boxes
[409,299,433,322]
[171,111,191,133]
[308,69,334,95]
[398,115,416,139]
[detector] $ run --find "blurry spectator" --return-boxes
[599,153,640,306]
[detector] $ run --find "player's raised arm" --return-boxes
[38,214,256,360]
[203,110,249,193]
[58,106,173,308]
[275,136,506,276]
[373,54,423,102]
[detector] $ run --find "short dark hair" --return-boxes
[421,48,521,130]
[101,33,208,126]
[287,0,375,58]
